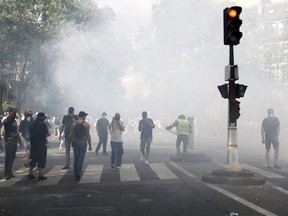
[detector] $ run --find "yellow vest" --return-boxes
[176,119,190,135]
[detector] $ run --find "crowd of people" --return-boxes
[0,106,282,182]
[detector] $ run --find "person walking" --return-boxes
[27,112,50,181]
[68,111,92,181]
[19,109,34,168]
[59,107,78,169]
[166,114,191,159]
[108,113,125,169]
[3,108,22,180]
[95,112,110,155]
[138,111,155,164]
[261,108,281,169]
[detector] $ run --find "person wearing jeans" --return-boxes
[68,111,92,181]
[108,113,125,169]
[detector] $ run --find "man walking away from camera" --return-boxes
[19,109,34,168]
[59,107,78,169]
[95,112,110,155]
[138,111,155,164]
[68,111,92,181]
[28,112,50,181]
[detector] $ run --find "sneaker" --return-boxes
[116,166,121,170]
[5,175,12,180]
[111,165,115,169]
[74,174,81,181]
[62,165,70,170]
[103,152,109,155]
[140,155,145,161]
[28,174,36,180]
[24,162,29,168]
[38,176,47,181]
[145,160,149,165]
[274,164,282,169]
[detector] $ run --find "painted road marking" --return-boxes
[119,164,140,182]
[36,165,69,186]
[80,165,103,184]
[149,163,178,180]
[0,167,27,187]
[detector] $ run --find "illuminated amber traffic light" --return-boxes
[223,6,243,45]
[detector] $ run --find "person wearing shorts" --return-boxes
[261,108,281,169]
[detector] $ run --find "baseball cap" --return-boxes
[78,111,88,117]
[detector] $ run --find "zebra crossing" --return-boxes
[0,162,180,187]
[1,162,288,188]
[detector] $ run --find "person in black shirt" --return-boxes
[95,112,110,155]
[28,112,50,180]
[59,107,78,169]
[261,108,281,169]
[3,107,22,180]
[138,111,155,164]
[19,109,34,168]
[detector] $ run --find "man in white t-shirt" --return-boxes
[108,113,125,169]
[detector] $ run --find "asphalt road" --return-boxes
[0,135,288,216]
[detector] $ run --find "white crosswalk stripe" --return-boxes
[80,165,103,184]
[36,165,69,186]
[149,163,178,180]
[119,164,140,182]
[0,167,27,187]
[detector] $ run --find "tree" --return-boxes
[0,0,114,113]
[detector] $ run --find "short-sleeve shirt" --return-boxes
[110,121,124,142]
[62,114,78,137]
[262,116,280,140]
[29,119,49,148]
[139,118,155,139]
[97,117,109,135]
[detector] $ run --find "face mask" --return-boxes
[27,117,31,122]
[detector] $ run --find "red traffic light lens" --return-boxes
[228,9,237,18]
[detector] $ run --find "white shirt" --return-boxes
[109,120,124,142]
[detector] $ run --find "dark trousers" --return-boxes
[96,133,108,153]
[4,140,17,176]
[111,141,123,167]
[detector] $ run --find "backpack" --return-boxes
[74,122,85,139]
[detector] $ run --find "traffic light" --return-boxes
[230,100,240,123]
[223,6,242,45]
[218,84,228,98]
[235,84,247,98]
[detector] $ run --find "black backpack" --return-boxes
[74,122,85,139]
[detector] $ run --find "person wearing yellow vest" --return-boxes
[166,115,191,158]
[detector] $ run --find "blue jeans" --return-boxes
[64,136,71,166]
[111,141,123,167]
[5,139,18,176]
[73,141,87,175]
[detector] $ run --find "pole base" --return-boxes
[202,169,265,186]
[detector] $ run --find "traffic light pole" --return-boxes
[226,45,242,171]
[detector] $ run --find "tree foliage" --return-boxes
[0,0,114,113]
